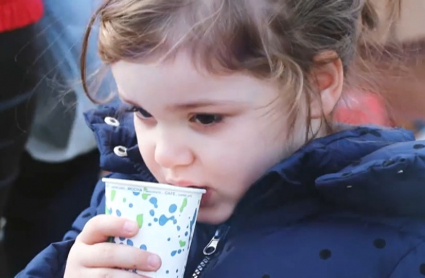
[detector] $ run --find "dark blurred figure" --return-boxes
[3,0,110,275]
[0,0,44,277]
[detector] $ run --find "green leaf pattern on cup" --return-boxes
[180,198,187,213]
[142,187,150,200]
[137,214,143,228]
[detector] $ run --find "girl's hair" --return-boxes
[81,0,379,140]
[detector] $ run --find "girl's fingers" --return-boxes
[79,242,162,271]
[77,215,139,245]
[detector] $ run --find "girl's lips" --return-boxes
[166,179,203,188]
[200,188,213,207]
[165,180,212,207]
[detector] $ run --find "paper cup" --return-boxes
[103,178,205,277]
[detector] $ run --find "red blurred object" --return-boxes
[0,0,43,32]
[334,91,393,126]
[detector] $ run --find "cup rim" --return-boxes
[102,178,206,194]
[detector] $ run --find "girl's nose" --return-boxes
[154,138,194,169]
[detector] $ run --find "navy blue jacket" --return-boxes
[18,106,425,278]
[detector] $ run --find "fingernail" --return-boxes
[123,221,138,233]
[147,255,161,269]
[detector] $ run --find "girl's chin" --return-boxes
[197,205,234,225]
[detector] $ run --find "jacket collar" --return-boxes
[235,125,416,218]
[268,125,414,185]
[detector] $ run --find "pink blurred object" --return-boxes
[334,91,392,126]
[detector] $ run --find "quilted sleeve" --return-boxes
[16,178,106,278]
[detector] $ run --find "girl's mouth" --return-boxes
[199,187,213,207]
[167,181,213,207]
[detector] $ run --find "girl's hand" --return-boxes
[64,215,162,278]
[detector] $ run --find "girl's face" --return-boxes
[111,53,307,224]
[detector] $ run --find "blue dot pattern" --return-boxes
[105,184,201,278]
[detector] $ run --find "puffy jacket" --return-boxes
[18,106,425,278]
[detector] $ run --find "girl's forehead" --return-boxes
[112,56,280,106]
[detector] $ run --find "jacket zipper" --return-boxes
[191,224,230,278]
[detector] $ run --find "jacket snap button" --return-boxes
[105,117,120,127]
[114,146,128,157]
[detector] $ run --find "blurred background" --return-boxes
[0,0,425,277]
[0,0,115,276]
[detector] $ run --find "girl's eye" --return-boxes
[128,106,153,119]
[190,114,223,126]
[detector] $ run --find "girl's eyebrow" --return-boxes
[119,92,245,111]
[166,100,243,111]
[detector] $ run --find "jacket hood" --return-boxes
[86,106,425,217]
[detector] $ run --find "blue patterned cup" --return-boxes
[103,178,205,277]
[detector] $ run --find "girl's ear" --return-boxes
[309,51,344,119]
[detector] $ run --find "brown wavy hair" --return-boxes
[81,0,379,140]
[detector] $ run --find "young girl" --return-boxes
[19,0,425,277]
